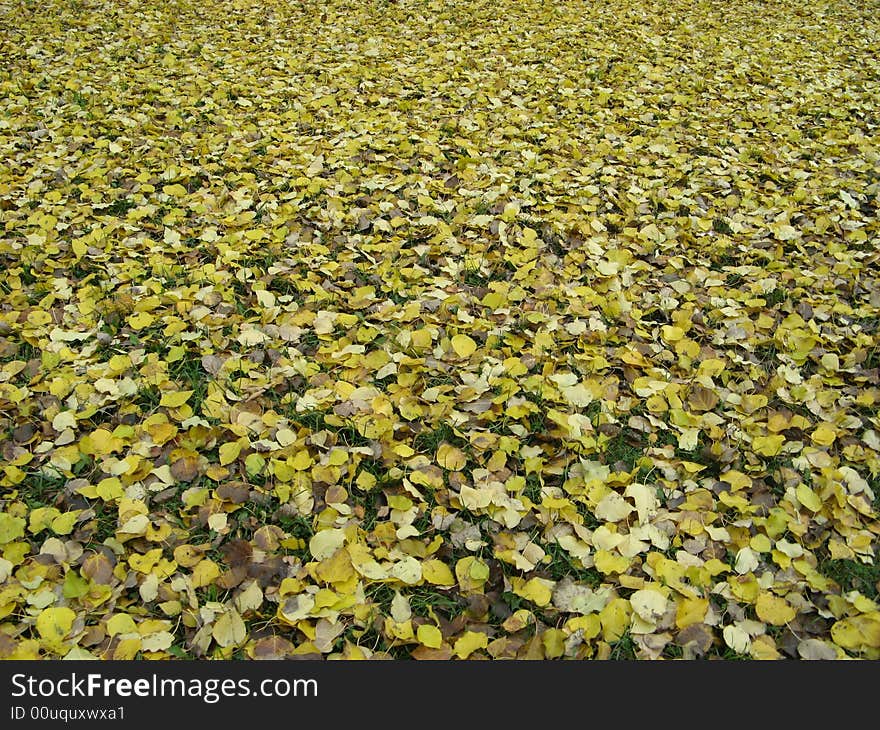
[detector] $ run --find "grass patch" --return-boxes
[607,632,638,660]
[17,471,67,510]
[413,422,466,453]
[407,585,466,620]
[542,539,602,585]
[169,356,210,412]
[604,428,644,471]
[820,558,880,600]
[764,288,788,306]
[83,502,119,545]
[288,409,328,432]
[522,473,543,504]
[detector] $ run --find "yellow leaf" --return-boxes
[52,411,77,431]
[290,450,313,470]
[512,577,555,607]
[207,513,227,532]
[147,421,178,446]
[81,428,122,456]
[190,559,220,588]
[235,581,264,614]
[106,613,138,637]
[36,606,76,648]
[542,628,566,658]
[599,598,632,642]
[50,511,79,535]
[811,423,837,446]
[275,428,297,447]
[594,549,630,575]
[327,449,348,466]
[796,484,823,512]
[162,183,188,197]
[96,477,124,502]
[206,464,230,481]
[565,615,602,640]
[771,223,799,241]
[661,325,684,342]
[118,514,149,535]
[410,328,433,350]
[213,609,247,648]
[630,589,669,623]
[112,637,142,660]
[356,470,377,491]
[719,470,752,492]
[436,442,467,471]
[455,556,490,593]
[387,618,414,641]
[389,556,422,585]
[417,624,443,649]
[451,334,477,358]
[675,597,709,629]
[0,513,26,543]
[749,635,781,660]
[453,631,488,659]
[723,624,751,654]
[755,592,797,626]
[159,390,193,408]
[314,548,355,585]
[390,591,411,622]
[245,452,265,476]
[729,573,760,603]
[255,289,276,308]
[594,492,634,522]
[173,544,204,568]
[141,631,174,652]
[219,441,242,466]
[309,529,346,561]
[29,506,60,534]
[128,311,154,330]
[820,353,839,372]
[422,559,456,586]
[832,613,880,651]
[752,435,785,457]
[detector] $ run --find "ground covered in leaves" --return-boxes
[1,0,879,660]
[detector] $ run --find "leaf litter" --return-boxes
[0,0,879,660]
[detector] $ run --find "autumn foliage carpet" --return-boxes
[1,0,879,660]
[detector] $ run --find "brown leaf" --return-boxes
[486,636,524,659]
[81,552,115,585]
[253,525,285,552]
[675,623,714,657]
[221,539,254,567]
[687,384,720,412]
[249,635,297,660]
[13,423,37,444]
[634,632,672,660]
[797,638,838,660]
[0,633,17,659]
[201,354,225,375]
[217,566,248,590]
[216,482,251,504]
[411,645,453,660]
[170,454,202,483]
[247,557,286,587]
